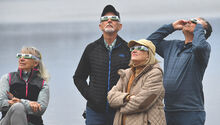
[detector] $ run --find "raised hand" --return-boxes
[172,19,188,30]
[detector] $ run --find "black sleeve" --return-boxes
[73,45,91,100]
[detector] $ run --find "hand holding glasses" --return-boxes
[190,18,202,24]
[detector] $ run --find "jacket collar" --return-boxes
[118,64,160,86]
[17,68,39,82]
[97,35,124,49]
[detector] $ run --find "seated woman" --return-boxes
[0,47,50,125]
[108,39,166,125]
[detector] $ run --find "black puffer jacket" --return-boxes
[73,35,130,113]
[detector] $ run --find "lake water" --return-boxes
[0,18,220,125]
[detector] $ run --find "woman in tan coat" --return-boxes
[108,39,166,125]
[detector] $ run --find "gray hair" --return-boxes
[21,46,50,82]
[198,17,212,39]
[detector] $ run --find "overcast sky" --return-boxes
[0,0,220,23]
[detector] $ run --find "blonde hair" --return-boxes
[21,46,50,82]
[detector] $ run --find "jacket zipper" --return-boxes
[25,81,28,97]
[106,50,112,112]
[25,71,34,98]
[19,69,34,98]
[106,43,121,112]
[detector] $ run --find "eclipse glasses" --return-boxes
[100,16,120,22]
[16,53,40,60]
[130,46,149,52]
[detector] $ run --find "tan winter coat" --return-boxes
[107,63,166,125]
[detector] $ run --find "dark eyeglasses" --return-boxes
[16,53,39,60]
[130,46,148,52]
[100,16,120,22]
[190,18,198,24]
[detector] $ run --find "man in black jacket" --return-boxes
[73,4,130,125]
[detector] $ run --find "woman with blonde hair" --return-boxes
[0,46,50,125]
[108,39,166,125]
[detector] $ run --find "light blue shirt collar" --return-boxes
[104,39,117,51]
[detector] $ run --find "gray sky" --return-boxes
[0,0,220,23]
